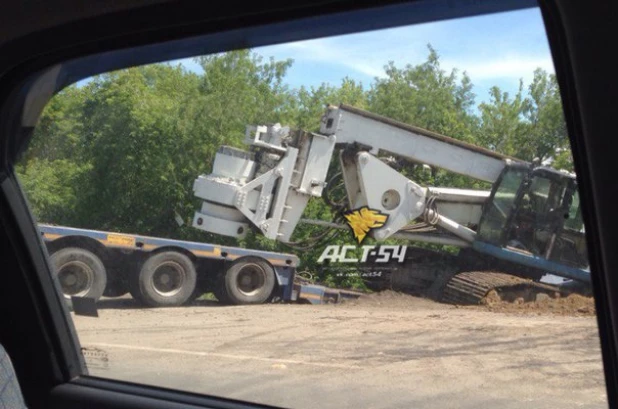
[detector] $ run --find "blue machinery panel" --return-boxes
[472,241,591,283]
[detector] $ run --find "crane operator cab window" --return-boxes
[515,170,586,268]
[477,167,527,245]
[528,171,587,268]
[515,174,560,253]
[480,166,588,269]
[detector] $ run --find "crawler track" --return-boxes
[440,271,559,305]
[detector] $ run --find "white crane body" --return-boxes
[191,104,590,303]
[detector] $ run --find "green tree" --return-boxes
[478,69,570,169]
[71,52,296,241]
[367,45,485,191]
[283,77,367,131]
[16,159,91,224]
[193,50,293,140]
[16,85,90,224]
[21,85,86,164]
[368,45,478,142]
[283,83,337,131]
[524,69,570,169]
[478,81,528,157]
[74,65,202,235]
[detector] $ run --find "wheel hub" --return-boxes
[236,264,266,296]
[58,261,94,297]
[152,261,186,296]
[65,274,77,286]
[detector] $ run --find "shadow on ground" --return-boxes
[93,297,222,310]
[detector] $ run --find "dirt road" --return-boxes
[73,293,607,409]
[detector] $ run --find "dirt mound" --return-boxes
[344,290,448,310]
[477,293,596,316]
[341,289,595,316]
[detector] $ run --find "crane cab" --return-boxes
[477,164,588,272]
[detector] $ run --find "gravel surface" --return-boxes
[73,293,608,409]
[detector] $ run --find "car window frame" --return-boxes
[0,0,616,408]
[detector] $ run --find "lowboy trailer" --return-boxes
[39,224,359,307]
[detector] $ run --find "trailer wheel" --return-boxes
[51,247,107,301]
[222,257,276,305]
[132,252,197,307]
[212,276,231,304]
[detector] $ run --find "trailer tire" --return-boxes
[213,274,231,304]
[51,247,107,301]
[222,257,276,305]
[132,252,197,307]
[128,278,146,305]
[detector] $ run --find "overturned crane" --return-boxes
[192,104,590,304]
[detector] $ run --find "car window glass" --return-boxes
[15,5,606,409]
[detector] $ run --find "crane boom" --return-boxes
[191,104,516,243]
[321,104,525,183]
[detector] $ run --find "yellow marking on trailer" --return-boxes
[268,258,286,266]
[43,233,62,240]
[142,244,157,251]
[107,233,136,247]
[298,292,322,300]
[192,247,222,258]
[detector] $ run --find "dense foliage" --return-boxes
[16,47,571,288]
